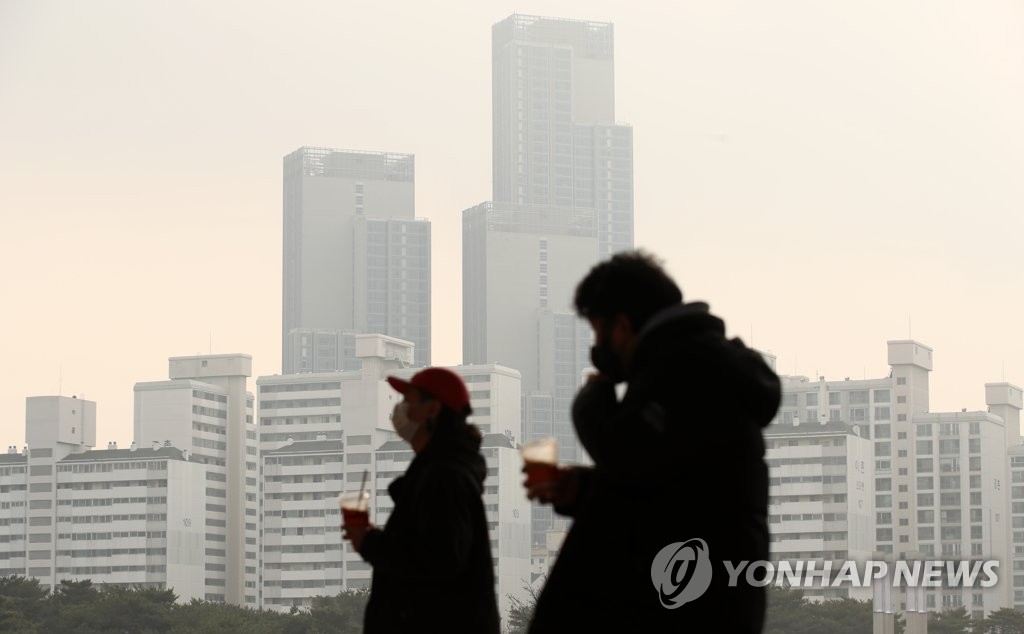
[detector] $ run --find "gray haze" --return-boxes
[2,0,1024,447]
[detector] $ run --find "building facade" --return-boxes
[764,421,875,601]
[771,341,1020,618]
[0,396,208,600]
[282,147,430,372]
[491,14,634,257]
[133,354,259,606]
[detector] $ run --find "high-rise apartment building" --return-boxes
[282,147,430,372]
[260,438,344,610]
[771,341,1019,618]
[491,14,634,257]
[466,14,635,545]
[764,421,875,601]
[0,397,209,600]
[133,354,259,606]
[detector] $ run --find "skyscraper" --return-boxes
[491,14,634,257]
[282,147,430,373]
[464,14,635,545]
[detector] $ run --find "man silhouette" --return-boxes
[525,251,780,632]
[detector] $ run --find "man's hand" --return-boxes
[523,465,584,509]
[342,523,375,553]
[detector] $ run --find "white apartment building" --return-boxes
[260,438,344,610]
[773,341,1020,619]
[134,354,259,607]
[0,446,28,578]
[764,421,874,601]
[0,396,207,599]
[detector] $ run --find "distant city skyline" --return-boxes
[3,1,1024,446]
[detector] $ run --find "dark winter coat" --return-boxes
[529,302,781,633]
[359,422,500,634]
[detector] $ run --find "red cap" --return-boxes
[386,368,471,413]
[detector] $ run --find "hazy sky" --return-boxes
[2,0,1023,447]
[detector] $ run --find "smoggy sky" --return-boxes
[2,0,1023,447]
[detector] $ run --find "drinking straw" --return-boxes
[357,469,368,507]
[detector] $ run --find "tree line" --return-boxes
[7,575,1024,633]
[0,576,367,633]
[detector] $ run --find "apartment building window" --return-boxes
[970,423,981,435]
[917,424,932,436]
[940,509,961,523]
[939,439,960,454]
[940,493,961,506]
[897,377,907,385]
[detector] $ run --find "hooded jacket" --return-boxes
[359,422,500,634]
[529,302,781,633]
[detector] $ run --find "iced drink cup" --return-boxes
[339,491,370,529]
[522,437,559,487]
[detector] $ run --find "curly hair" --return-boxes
[573,250,683,331]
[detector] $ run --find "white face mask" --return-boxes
[391,402,421,443]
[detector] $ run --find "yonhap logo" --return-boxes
[650,538,713,609]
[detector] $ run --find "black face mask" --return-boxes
[590,322,626,383]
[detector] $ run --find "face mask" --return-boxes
[391,402,421,443]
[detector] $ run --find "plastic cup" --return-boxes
[339,491,370,529]
[522,437,559,487]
